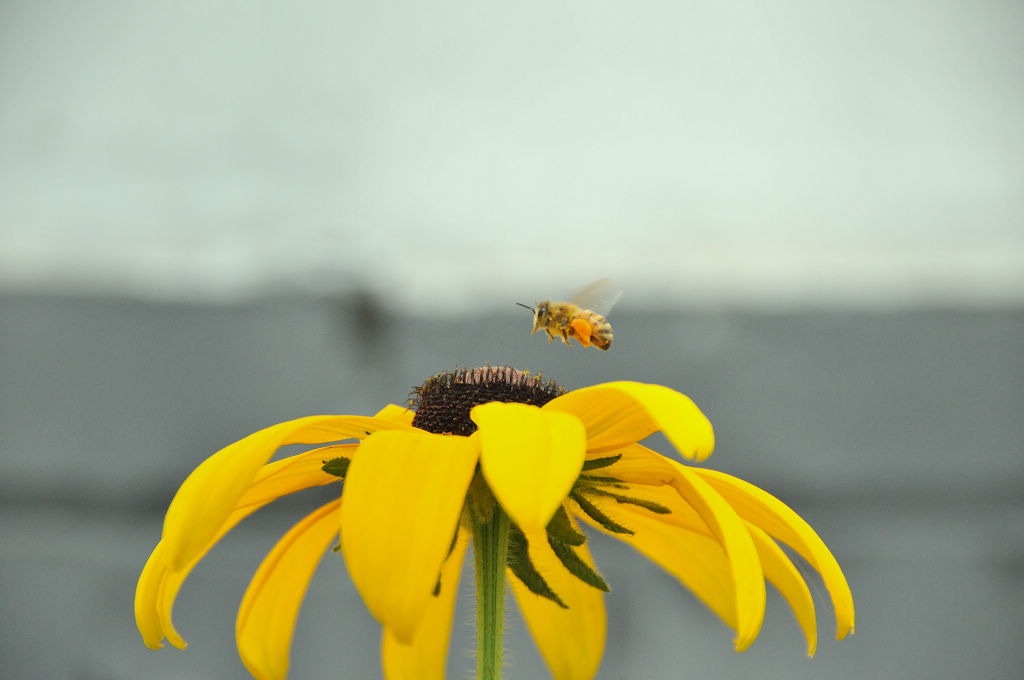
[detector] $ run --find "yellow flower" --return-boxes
[135,367,854,680]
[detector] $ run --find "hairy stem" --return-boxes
[472,493,509,680]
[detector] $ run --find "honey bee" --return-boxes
[517,279,622,351]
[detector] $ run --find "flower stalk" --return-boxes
[470,472,510,680]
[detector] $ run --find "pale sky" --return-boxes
[1,1,1021,311]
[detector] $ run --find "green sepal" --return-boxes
[571,491,634,535]
[547,535,609,592]
[466,467,496,526]
[576,474,626,485]
[581,454,622,471]
[431,527,461,597]
[321,457,351,478]
[546,505,586,546]
[588,487,671,514]
[507,526,567,608]
[445,525,460,558]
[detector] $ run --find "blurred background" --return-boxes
[1,1,1022,678]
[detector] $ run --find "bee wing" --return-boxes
[569,278,622,316]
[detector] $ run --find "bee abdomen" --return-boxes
[589,320,613,350]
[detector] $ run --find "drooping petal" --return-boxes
[598,445,827,650]
[585,473,806,643]
[137,507,265,650]
[579,492,818,656]
[594,446,765,649]
[381,528,470,680]
[577,494,738,631]
[472,402,586,530]
[135,542,183,649]
[341,430,478,644]
[508,525,606,680]
[143,509,277,652]
[745,523,817,656]
[693,468,855,639]
[164,415,412,571]
[237,499,343,680]
[137,445,348,649]
[665,461,765,651]
[545,382,714,461]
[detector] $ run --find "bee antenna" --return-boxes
[515,302,535,313]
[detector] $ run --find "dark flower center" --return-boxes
[411,366,566,435]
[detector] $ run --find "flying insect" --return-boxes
[517,278,621,351]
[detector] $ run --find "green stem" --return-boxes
[472,493,510,680]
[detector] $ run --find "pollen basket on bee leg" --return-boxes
[570,319,592,345]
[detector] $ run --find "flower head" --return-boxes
[136,367,854,680]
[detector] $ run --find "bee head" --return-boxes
[516,300,544,333]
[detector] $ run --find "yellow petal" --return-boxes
[544,382,714,461]
[591,443,678,485]
[576,444,764,648]
[577,495,738,631]
[381,528,470,680]
[693,468,855,639]
[599,444,819,649]
[580,493,817,656]
[137,446,346,649]
[374,403,416,425]
[664,461,765,651]
[508,526,606,680]
[239,444,353,508]
[237,499,342,680]
[746,523,818,656]
[164,415,409,570]
[138,508,260,651]
[135,542,183,649]
[340,430,478,643]
[471,402,586,530]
